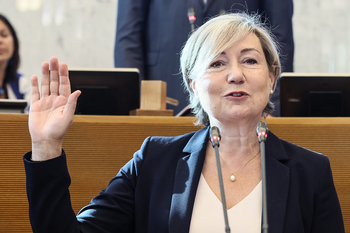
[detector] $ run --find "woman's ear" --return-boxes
[269,72,276,91]
[190,79,199,99]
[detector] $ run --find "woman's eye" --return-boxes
[210,61,224,68]
[0,32,9,38]
[244,58,257,65]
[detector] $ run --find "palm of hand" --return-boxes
[29,57,80,160]
[29,93,72,144]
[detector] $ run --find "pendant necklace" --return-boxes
[220,150,260,182]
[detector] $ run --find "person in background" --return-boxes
[0,14,30,110]
[24,13,343,233]
[114,0,294,116]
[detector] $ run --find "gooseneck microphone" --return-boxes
[188,8,196,32]
[210,126,231,233]
[256,122,269,233]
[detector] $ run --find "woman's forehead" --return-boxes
[0,20,10,32]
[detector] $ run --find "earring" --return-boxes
[270,90,274,94]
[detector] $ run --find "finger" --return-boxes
[63,90,81,118]
[58,62,71,98]
[40,61,50,98]
[49,57,59,96]
[31,75,40,104]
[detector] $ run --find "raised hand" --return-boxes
[29,57,81,161]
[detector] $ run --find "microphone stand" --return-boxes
[257,122,269,233]
[210,126,231,233]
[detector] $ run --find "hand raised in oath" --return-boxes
[29,57,81,161]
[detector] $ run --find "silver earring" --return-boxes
[270,90,274,94]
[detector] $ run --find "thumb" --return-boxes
[63,90,81,117]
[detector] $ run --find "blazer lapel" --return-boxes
[265,132,290,233]
[168,128,290,233]
[169,126,209,233]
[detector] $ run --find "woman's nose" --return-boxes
[227,63,245,84]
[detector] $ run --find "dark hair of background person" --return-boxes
[0,14,20,83]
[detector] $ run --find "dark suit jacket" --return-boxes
[24,126,344,233]
[7,73,25,99]
[114,0,294,115]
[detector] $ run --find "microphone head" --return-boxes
[188,8,196,22]
[256,122,269,142]
[188,8,195,17]
[210,126,221,147]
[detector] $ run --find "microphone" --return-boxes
[257,121,269,143]
[188,8,196,32]
[210,126,231,233]
[256,122,269,233]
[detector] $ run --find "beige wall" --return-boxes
[0,0,117,81]
[0,0,349,83]
[293,0,350,73]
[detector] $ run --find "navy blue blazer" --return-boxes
[6,73,26,99]
[24,126,344,233]
[114,0,294,115]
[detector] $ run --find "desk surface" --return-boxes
[1,114,349,232]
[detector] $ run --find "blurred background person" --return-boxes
[114,0,294,116]
[0,14,30,109]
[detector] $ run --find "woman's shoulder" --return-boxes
[276,135,330,171]
[136,126,208,156]
[143,127,206,152]
[267,132,328,169]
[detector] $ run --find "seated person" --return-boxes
[0,14,30,111]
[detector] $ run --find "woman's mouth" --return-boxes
[226,91,248,97]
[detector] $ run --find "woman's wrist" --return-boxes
[31,141,63,161]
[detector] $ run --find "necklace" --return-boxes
[220,150,260,182]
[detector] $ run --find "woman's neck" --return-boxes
[210,118,262,158]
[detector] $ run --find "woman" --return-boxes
[114,0,294,116]
[24,13,344,232]
[0,14,30,107]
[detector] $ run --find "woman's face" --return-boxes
[191,33,275,124]
[0,20,14,65]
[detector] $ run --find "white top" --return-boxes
[189,174,262,233]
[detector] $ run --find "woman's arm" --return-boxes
[29,57,80,161]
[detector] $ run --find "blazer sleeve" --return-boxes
[261,0,294,72]
[23,137,151,233]
[114,0,150,80]
[311,156,345,233]
[24,151,80,233]
[261,0,294,116]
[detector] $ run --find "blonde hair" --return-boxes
[180,12,281,126]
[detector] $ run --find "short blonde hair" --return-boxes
[180,12,281,126]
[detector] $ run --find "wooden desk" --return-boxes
[0,114,349,232]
